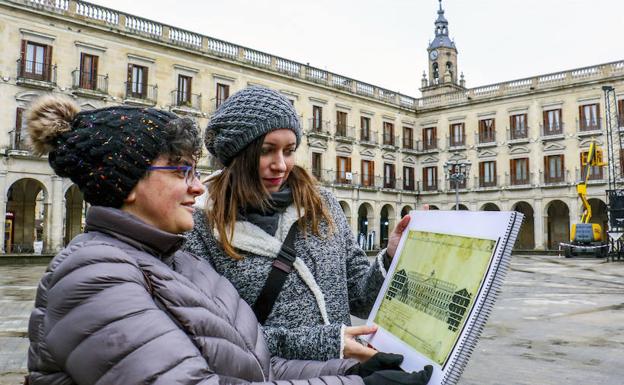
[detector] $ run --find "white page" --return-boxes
[365,210,522,385]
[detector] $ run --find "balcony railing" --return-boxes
[307,119,331,135]
[310,169,419,192]
[476,131,496,145]
[9,130,29,151]
[16,59,56,84]
[540,169,571,185]
[71,69,108,93]
[360,129,378,145]
[421,179,440,192]
[540,122,565,137]
[447,136,467,149]
[506,172,534,187]
[170,90,202,110]
[403,137,417,150]
[507,127,529,142]
[421,138,439,152]
[125,82,158,103]
[335,125,355,140]
[382,134,399,147]
[577,167,605,182]
[577,118,602,132]
[475,175,498,189]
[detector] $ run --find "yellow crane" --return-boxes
[566,139,607,257]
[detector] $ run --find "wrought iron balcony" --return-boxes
[382,134,399,147]
[475,131,496,147]
[505,172,534,188]
[16,59,57,87]
[306,119,331,136]
[540,122,565,138]
[577,118,602,132]
[335,125,355,141]
[71,69,108,94]
[507,127,530,143]
[170,90,202,110]
[359,129,378,145]
[421,138,439,152]
[125,82,158,104]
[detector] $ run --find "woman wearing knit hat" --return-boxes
[185,86,412,362]
[25,95,431,385]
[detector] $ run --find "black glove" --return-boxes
[362,366,433,385]
[346,352,404,377]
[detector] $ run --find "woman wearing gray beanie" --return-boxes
[185,86,412,362]
[25,94,431,385]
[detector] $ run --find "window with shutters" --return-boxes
[361,160,374,187]
[336,111,347,137]
[578,103,600,131]
[510,158,529,185]
[383,163,396,188]
[78,53,98,90]
[312,106,323,132]
[478,118,495,143]
[336,156,351,184]
[403,166,415,191]
[403,127,414,149]
[14,108,28,150]
[479,161,497,187]
[544,155,565,183]
[449,123,465,147]
[510,113,528,140]
[311,153,322,180]
[543,109,563,135]
[423,166,438,191]
[383,122,395,145]
[127,64,148,98]
[360,116,371,141]
[176,75,192,105]
[423,127,437,150]
[580,152,603,180]
[20,40,53,81]
[619,100,624,128]
[216,83,230,108]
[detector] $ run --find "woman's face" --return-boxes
[122,156,205,234]
[259,129,297,193]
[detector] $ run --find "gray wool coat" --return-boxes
[184,188,388,361]
[27,206,364,385]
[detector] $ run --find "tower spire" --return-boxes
[429,0,455,50]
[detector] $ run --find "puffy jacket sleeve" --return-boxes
[271,357,364,385]
[324,190,387,319]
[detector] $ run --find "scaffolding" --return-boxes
[602,86,624,260]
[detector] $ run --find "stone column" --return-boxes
[49,176,64,252]
[0,171,7,253]
[534,199,545,250]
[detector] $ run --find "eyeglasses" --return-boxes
[147,165,201,186]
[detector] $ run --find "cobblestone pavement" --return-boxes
[1,256,623,385]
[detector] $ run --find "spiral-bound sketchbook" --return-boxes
[366,210,523,385]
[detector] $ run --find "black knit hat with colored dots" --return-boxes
[26,95,182,208]
[205,86,301,166]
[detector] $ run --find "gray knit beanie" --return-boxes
[205,86,301,166]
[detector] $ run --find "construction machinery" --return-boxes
[564,139,607,257]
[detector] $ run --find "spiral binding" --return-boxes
[441,212,524,385]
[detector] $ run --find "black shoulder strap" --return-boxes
[252,221,299,325]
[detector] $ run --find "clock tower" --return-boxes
[421,0,466,97]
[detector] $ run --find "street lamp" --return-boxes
[444,153,471,210]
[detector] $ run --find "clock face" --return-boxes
[429,50,438,60]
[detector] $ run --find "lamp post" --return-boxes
[444,154,471,210]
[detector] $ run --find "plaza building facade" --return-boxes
[0,0,623,254]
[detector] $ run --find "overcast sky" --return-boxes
[89,0,624,97]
